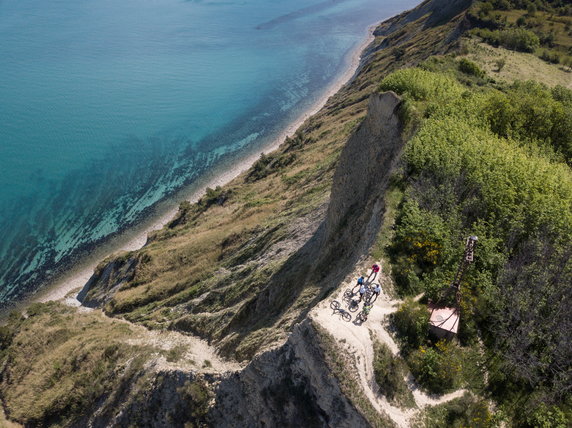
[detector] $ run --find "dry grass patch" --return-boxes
[0,302,157,427]
[461,39,572,88]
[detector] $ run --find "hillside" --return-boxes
[1,0,571,426]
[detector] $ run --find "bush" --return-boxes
[373,342,414,407]
[391,298,429,350]
[552,85,572,104]
[379,68,463,101]
[408,344,457,393]
[247,151,297,182]
[178,379,213,420]
[540,49,561,64]
[476,28,540,52]
[458,58,485,78]
[499,28,540,52]
[420,393,492,427]
[390,199,454,294]
[382,65,572,420]
[408,340,465,394]
[526,403,568,428]
[199,186,231,208]
[482,81,572,161]
[392,47,406,59]
[494,57,506,72]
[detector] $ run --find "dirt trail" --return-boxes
[57,285,242,374]
[123,322,243,374]
[311,261,467,428]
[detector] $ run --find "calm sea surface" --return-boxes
[0,0,417,303]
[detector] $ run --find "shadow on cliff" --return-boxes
[219,92,405,355]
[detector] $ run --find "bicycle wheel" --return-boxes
[343,289,353,299]
[365,291,374,303]
[348,301,359,312]
[342,312,352,322]
[330,300,340,310]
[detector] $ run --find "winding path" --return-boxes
[311,261,467,428]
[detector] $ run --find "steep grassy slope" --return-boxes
[0,304,154,427]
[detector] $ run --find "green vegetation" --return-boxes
[247,151,297,182]
[372,341,415,408]
[177,378,213,421]
[391,300,485,395]
[391,299,429,350]
[379,68,463,102]
[473,27,540,52]
[4,2,570,426]
[458,58,486,77]
[379,64,571,424]
[60,0,471,364]
[417,393,493,428]
[469,1,572,66]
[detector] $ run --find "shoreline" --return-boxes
[16,19,382,310]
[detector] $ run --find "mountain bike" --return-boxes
[356,303,373,322]
[330,300,352,322]
[343,289,360,312]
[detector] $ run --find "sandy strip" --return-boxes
[29,21,382,305]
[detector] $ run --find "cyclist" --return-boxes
[359,284,367,301]
[361,302,373,321]
[352,276,365,295]
[368,263,381,282]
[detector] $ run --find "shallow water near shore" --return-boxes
[0,0,418,304]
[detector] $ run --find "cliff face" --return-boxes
[74,321,366,428]
[320,91,404,272]
[77,255,139,307]
[222,92,405,343]
[210,320,368,428]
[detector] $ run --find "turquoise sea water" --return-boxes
[0,0,417,303]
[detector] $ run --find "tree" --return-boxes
[495,58,506,72]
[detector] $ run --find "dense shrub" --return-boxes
[540,49,561,63]
[379,68,463,101]
[390,200,455,294]
[373,342,414,406]
[408,341,459,393]
[406,110,572,238]
[419,393,492,428]
[482,81,572,161]
[526,403,568,428]
[552,85,572,104]
[199,185,231,208]
[458,58,485,78]
[475,28,540,52]
[391,298,429,350]
[247,151,296,182]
